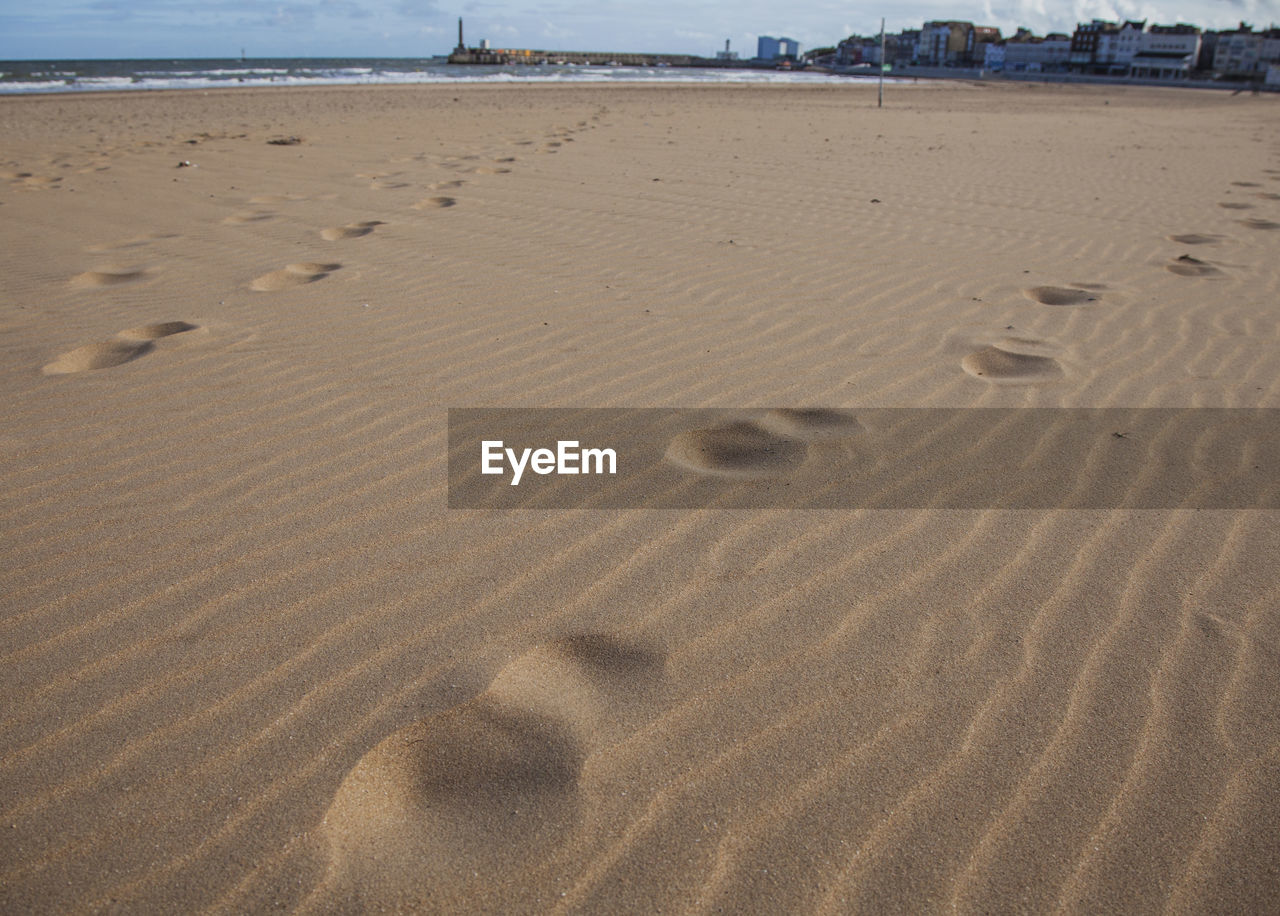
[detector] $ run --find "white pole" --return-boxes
[878,18,886,107]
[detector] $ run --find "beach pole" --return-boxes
[878,18,885,108]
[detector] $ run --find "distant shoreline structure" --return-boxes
[446,47,784,70]
[0,57,835,95]
[1,57,1272,95]
[445,15,787,70]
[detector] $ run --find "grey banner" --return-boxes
[447,408,1280,509]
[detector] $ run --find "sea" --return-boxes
[0,58,886,95]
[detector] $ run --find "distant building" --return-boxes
[835,37,868,66]
[1070,19,1124,73]
[1131,24,1201,79]
[836,29,918,67]
[984,42,1005,71]
[1115,19,1147,64]
[1267,29,1280,68]
[1212,24,1280,79]
[820,14,1276,83]
[971,26,1001,66]
[1213,26,1262,76]
[917,21,972,65]
[716,39,738,61]
[837,35,876,65]
[894,30,920,66]
[1198,31,1220,71]
[989,32,1071,72]
[757,36,800,60]
[916,21,998,66]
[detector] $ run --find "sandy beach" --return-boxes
[2,80,1279,912]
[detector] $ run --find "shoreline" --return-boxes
[7,54,1274,98]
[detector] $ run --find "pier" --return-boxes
[447,47,711,67]
[446,17,771,69]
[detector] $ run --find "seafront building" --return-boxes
[1130,24,1203,79]
[916,22,969,65]
[756,36,801,61]
[824,16,1278,84]
[447,11,1277,85]
[1212,24,1280,78]
[984,32,1071,72]
[1067,19,1145,75]
[1065,19,1201,77]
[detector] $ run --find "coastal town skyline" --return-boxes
[3,0,1279,60]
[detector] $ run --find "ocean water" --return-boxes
[0,58,883,94]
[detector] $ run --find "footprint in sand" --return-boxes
[321,634,664,901]
[120,320,197,339]
[42,321,197,375]
[759,408,862,440]
[665,420,807,477]
[427,180,465,191]
[413,196,456,210]
[1231,181,1262,188]
[223,210,275,225]
[1218,202,1254,210]
[1166,254,1222,277]
[250,262,339,291]
[320,220,382,241]
[87,233,179,252]
[248,193,304,204]
[1022,286,1099,306]
[1238,218,1280,231]
[370,179,411,190]
[69,266,149,288]
[1167,233,1224,245]
[1255,192,1280,200]
[962,340,1063,384]
[17,175,62,190]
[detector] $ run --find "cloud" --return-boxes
[539,19,577,40]
[85,0,133,20]
[321,0,375,19]
[5,0,1280,60]
[395,0,442,15]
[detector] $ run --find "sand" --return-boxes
[1,80,1278,913]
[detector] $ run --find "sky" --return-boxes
[1,0,1277,60]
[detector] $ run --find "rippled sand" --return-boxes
[2,81,1278,913]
